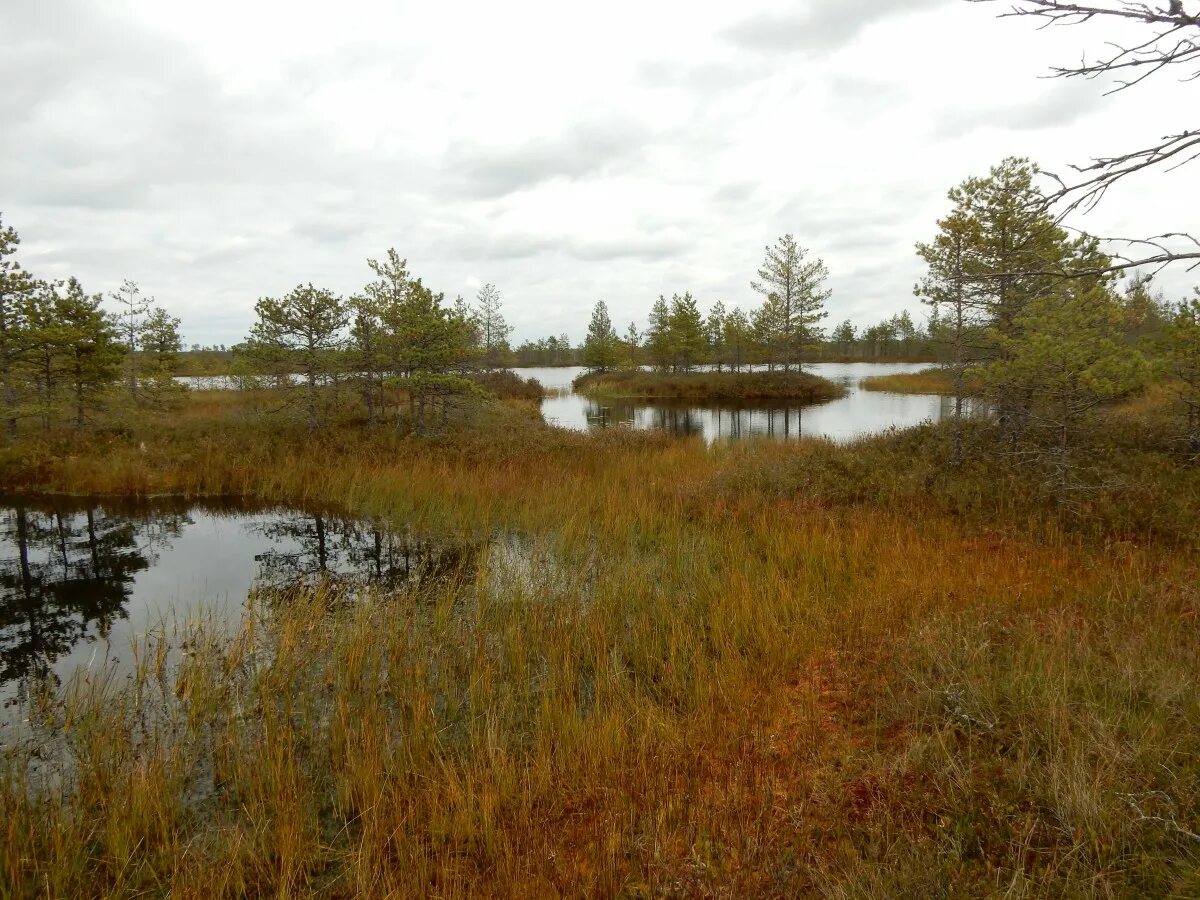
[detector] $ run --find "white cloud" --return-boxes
[1,0,1196,346]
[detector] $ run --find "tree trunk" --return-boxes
[41,355,53,431]
[0,305,15,438]
[73,354,84,429]
[307,369,319,432]
[364,370,376,426]
[952,275,965,468]
[315,515,328,574]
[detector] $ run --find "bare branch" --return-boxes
[1049,129,1200,216]
[970,1,1200,272]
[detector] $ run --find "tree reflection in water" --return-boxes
[250,511,477,594]
[583,399,809,440]
[1,499,477,703]
[0,500,190,703]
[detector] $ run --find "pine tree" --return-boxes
[831,320,856,356]
[919,158,1114,446]
[57,279,125,428]
[941,158,1082,434]
[583,301,621,372]
[111,279,149,398]
[669,292,705,372]
[0,215,34,438]
[705,301,726,371]
[20,278,124,429]
[21,281,69,428]
[750,234,831,372]
[623,322,641,367]
[723,308,752,372]
[452,294,483,371]
[892,310,917,354]
[646,296,673,371]
[1120,272,1169,342]
[138,307,187,409]
[348,293,386,425]
[362,250,478,432]
[750,301,779,370]
[917,209,982,464]
[248,284,348,432]
[475,283,512,369]
[988,276,1147,495]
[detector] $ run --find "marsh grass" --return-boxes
[860,367,958,394]
[572,370,847,402]
[1,388,1199,896]
[467,370,546,401]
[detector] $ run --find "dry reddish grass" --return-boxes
[2,390,1198,896]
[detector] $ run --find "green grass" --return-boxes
[1,386,1199,896]
[573,368,847,402]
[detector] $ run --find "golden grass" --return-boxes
[573,369,847,402]
[2,389,1199,896]
[860,367,956,395]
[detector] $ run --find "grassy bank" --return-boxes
[573,369,847,402]
[2,389,1199,896]
[860,366,957,394]
[468,369,545,401]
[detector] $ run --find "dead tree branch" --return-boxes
[970,1,1200,274]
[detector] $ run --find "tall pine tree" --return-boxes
[751,234,830,372]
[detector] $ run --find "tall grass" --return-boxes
[1,388,1198,896]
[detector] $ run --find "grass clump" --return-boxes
[467,369,546,401]
[860,366,957,394]
[572,368,847,402]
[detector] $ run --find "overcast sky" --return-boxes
[3,0,1197,346]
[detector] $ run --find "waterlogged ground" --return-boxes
[4,365,953,711]
[179,363,952,443]
[540,362,956,442]
[0,498,542,712]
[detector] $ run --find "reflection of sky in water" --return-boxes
[0,503,479,711]
[0,506,302,710]
[537,362,955,444]
[179,363,950,445]
[3,364,957,717]
[47,511,277,691]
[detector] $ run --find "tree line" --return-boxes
[581,234,947,373]
[582,233,834,374]
[0,217,184,437]
[0,218,532,436]
[235,254,526,432]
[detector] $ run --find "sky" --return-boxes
[2,0,1197,347]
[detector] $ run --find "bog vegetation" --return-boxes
[3,4,1200,896]
[572,369,847,402]
[2,152,1198,897]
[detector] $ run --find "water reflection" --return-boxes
[250,512,475,591]
[0,499,475,705]
[544,362,959,443]
[585,401,821,440]
[178,363,958,445]
[0,503,161,693]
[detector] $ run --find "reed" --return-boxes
[1,388,1198,896]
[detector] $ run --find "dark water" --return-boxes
[0,498,475,708]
